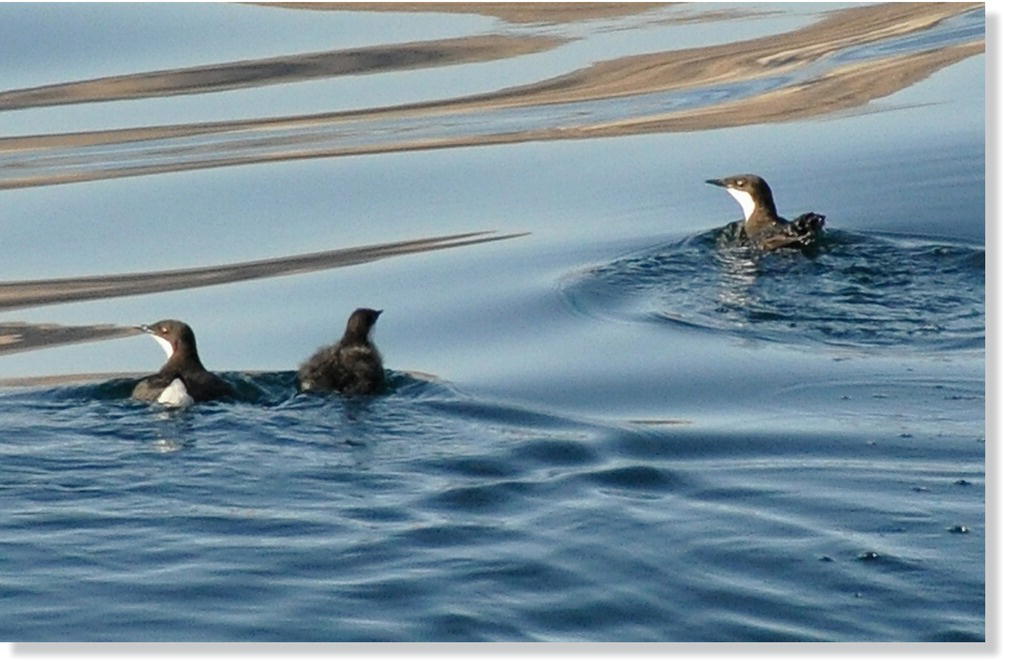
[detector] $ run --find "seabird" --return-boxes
[298,308,385,395]
[131,319,234,406]
[706,174,825,250]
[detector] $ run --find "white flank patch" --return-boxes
[726,187,756,221]
[148,333,174,359]
[157,378,194,409]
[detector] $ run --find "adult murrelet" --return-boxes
[132,319,235,407]
[706,174,825,250]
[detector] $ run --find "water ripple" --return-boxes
[0,370,984,640]
[561,228,984,351]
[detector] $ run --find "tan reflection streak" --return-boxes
[0,230,527,314]
[0,39,981,192]
[0,3,978,153]
[1,369,432,386]
[353,2,979,116]
[0,34,566,111]
[574,41,984,136]
[0,372,132,386]
[255,3,670,24]
[503,1,981,106]
[0,4,982,189]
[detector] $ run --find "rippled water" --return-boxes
[0,370,985,641]
[0,2,985,642]
[564,228,985,351]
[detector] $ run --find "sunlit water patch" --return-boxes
[561,228,984,351]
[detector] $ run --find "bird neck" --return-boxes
[741,196,780,234]
[162,343,205,374]
[341,332,371,347]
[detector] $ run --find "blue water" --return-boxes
[564,227,984,351]
[0,2,985,642]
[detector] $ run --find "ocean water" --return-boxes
[0,3,985,642]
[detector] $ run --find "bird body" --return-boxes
[132,319,234,405]
[298,308,385,395]
[152,378,195,408]
[706,174,825,250]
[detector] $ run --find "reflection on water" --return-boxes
[0,34,569,110]
[563,228,985,351]
[267,3,672,25]
[713,245,761,316]
[0,230,523,354]
[0,3,982,189]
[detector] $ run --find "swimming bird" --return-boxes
[706,174,825,250]
[298,308,385,395]
[131,319,235,406]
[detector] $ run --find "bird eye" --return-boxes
[160,327,168,334]
[736,180,744,186]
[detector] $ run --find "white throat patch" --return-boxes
[726,187,756,221]
[148,333,175,360]
[157,378,194,409]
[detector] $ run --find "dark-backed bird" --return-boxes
[298,308,385,395]
[706,174,825,250]
[131,319,235,407]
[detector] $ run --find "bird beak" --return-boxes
[705,178,727,188]
[135,324,152,334]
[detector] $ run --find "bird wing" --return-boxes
[185,370,235,401]
[131,372,176,401]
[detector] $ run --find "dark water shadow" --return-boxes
[8,368,436,406]
[0,321,139,357]
[0,230,526,356]
[0,34,567,111]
